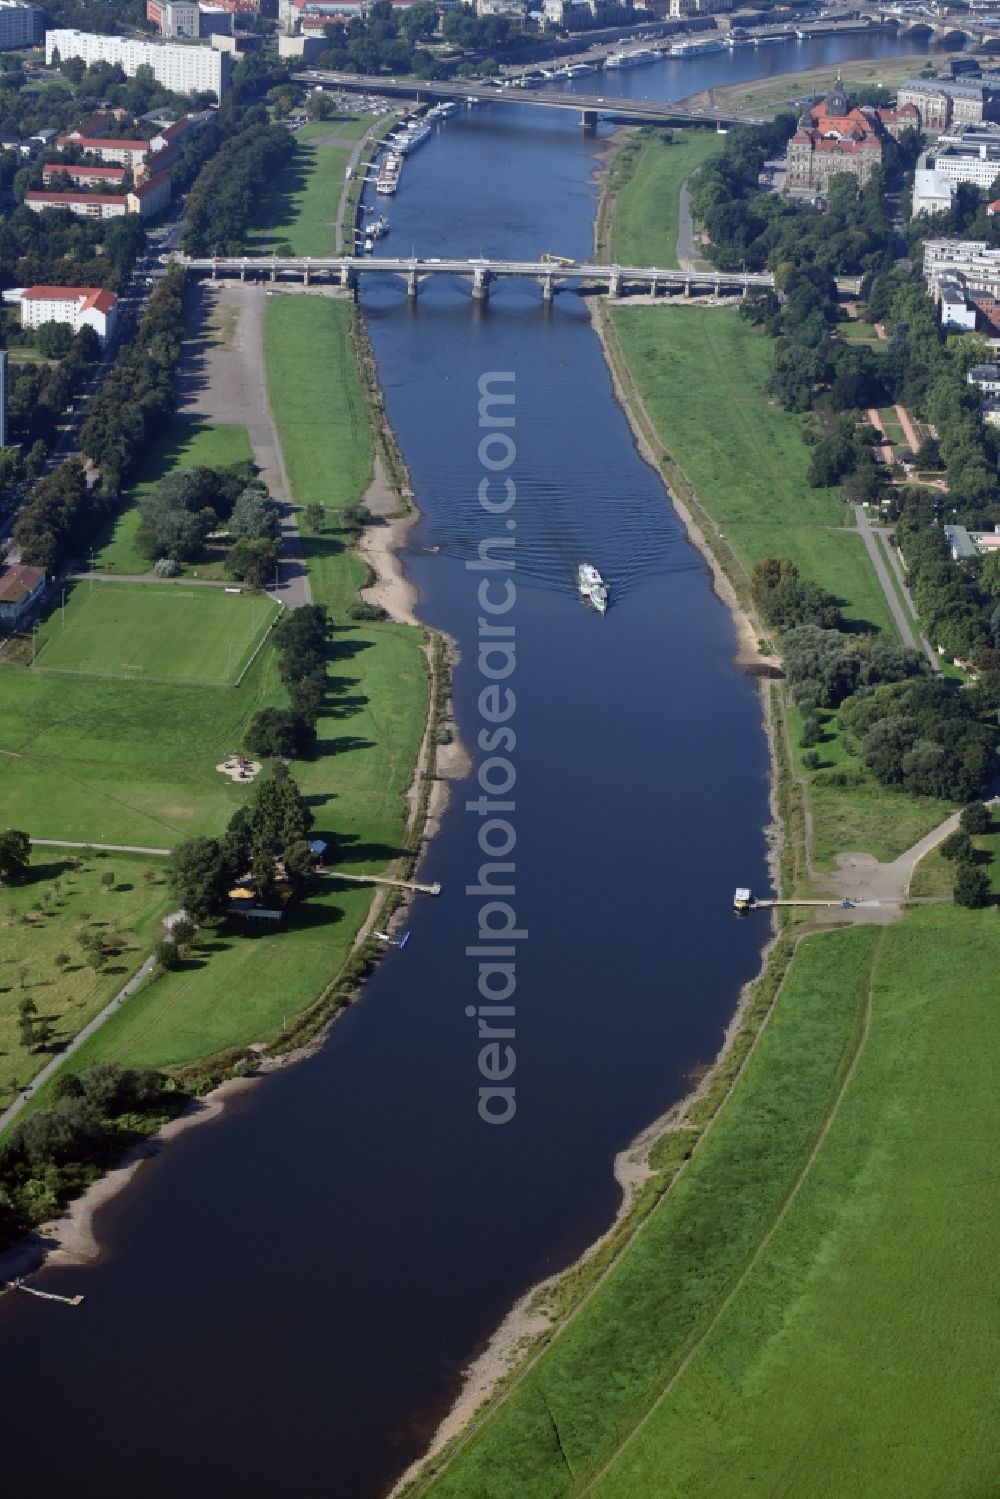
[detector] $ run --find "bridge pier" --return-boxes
[472,266,490,303]
[540,274,554,304]
[339,263,354,290]
[650,277,658,299]
[581,109,597,132]
[608,271,620,299]
[303,264,310,286]
[684,279,691,298]
[240,264,246,282]
[269,263,277,283]
[407,267,418,298]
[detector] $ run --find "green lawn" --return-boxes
[610,129,723,269]
[417,907,1000,1499]
[245,139,351,258]
[0,853,170,1110]
[95,419,254,576]
[33,580,279,686]
[611,306,896,636]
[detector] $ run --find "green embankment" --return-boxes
[609,130,723,269]
[417,911,1000,1499]
[611,307,893,635]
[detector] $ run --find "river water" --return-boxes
[0,34,937,1499]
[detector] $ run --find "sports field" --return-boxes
[34,581,279,686]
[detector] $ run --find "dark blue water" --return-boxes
[0,36,926,1499]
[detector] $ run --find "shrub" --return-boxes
[799,714,822,748]
[348,600,388,621]
[154,557,180,577]
[801,749,821,770]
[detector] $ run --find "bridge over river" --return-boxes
[177,253,776,302]
[292,67,762,129]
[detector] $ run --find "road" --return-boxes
[676,179,699,273]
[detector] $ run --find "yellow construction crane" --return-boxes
[539,252,577,267]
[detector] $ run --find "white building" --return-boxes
[45,28,230,99]
[24,188,129,220]
[19,285,120,345]
[146,0,200,37]
[923,239,1000,298]
[0,1,42,49]
[912,159,957,217]
[127,170,172,218]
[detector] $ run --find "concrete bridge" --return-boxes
[293,68,761,129]
[178,253,775,303]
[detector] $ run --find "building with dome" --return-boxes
[785,80,886,195]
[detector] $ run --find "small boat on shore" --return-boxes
[578,562,608,614]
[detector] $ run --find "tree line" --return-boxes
[245,604,333,760]
[182,122,295,256]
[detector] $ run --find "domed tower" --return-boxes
[826,73,848,117]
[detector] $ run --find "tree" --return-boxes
[225,536,279,588]
[0,830,30,885]
[939,830,973,862]
[165,837,234,921]
[244,768,313,851]
[304,503,325,530]
[245,707,315,759]
[954,862,990,909]
[230,485,279,540]
[155,938,181,970]
[960,801,991,836]
[35,320,74,359]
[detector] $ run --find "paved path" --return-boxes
[0,952,159,1136]
[178,282,312,611]
[30,838,172,856]
[852,502,920,650]
[335,131,372,256]
[68,571,230,588]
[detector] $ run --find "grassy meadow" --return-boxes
[245,137,352,258]
[610,129,723,268]
[94,418,254,576]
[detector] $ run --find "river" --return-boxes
[0,33,939,1499]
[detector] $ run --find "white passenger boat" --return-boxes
[578,562,608,614]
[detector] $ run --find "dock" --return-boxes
[326,870,442,897]
[734,887,859,913]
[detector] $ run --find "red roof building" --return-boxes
[18,285,120,345]
[786,80,886,193]
[42,162,128,188]
[25,189,130,220]
[0,565,46,626]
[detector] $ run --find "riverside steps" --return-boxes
[178,253,775,304]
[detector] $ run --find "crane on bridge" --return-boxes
[540,252,577,267]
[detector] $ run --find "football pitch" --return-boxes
[34,581,280,686]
